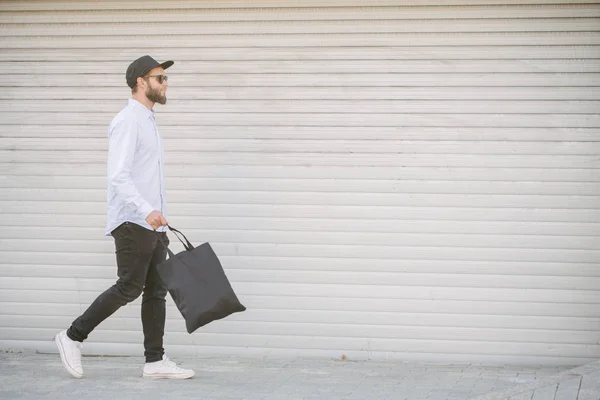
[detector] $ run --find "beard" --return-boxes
[146,85,167,105]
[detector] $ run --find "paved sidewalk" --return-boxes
[471,361,600,400]
[0,352,598,400]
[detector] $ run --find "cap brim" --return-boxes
[159,60,174,70]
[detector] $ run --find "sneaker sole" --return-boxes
[55,333,83,379]
[142,372,195,380]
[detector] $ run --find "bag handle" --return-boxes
[154,225,195,257]
[167,225,195,250]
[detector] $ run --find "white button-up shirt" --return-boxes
[105,98,167,235]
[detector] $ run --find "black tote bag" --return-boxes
[156,226,246,333]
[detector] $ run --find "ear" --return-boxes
[136,76,146,88]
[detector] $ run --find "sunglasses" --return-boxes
[144,74,168,84]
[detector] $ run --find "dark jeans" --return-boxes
[67,222,170,363]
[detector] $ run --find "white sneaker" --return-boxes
[55,330,83,379]
[142,355,195,380]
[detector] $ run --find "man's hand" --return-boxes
[146,211,168,230]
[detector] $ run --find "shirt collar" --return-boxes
[128,98,155,120]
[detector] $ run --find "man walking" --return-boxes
[55,55,194,380]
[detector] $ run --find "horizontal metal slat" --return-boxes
[1,303,598,331]
[1,241,598,263]
[3,100,599,114]
[1,257,599,278]
[2,187,600,209]
[1,227,598,249]
[3,19,600,36]
[2,150,600,168]
[4,213,600,236]
[7,73,600,87]
[2,0,600,11]
[3,126,600,141]
[1,33,599,52]
[1,315,598,346]
[3,201,598,222]
[2,163,598,183]
[0,290,597,318]
[3,87,600,101]
[2,175,599,195]
[5,59,600,74]
[1,327,598,359]
[2,41,599,59]
[2,278,599,304]
[2,113,598,128]
[2,5,600,23]
[3,137,599,155]
[2,267,600,290]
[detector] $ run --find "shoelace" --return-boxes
[163,357,187,372]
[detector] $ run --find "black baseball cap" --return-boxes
[126,55,174,88]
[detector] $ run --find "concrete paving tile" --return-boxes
[581,372,600,390]
[577,390,600,400]
[554,377,582,400]
[508,392,534,400]
[531,383,557,400]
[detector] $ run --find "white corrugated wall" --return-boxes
[0,1,599,365]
